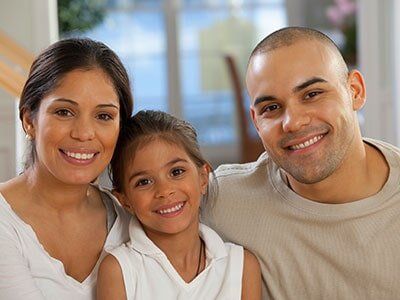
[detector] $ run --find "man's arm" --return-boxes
[97,254,127,300]
[241,249,262,300]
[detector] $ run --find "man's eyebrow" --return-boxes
[293,77,327,93]
[253,95,277,106]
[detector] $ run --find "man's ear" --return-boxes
[348,70,366,111]
[250,106,260,132]
[112,190,131,209]
[199,164,210,195]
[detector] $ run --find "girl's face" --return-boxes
[24,68,120,185]
[119,138,209,237]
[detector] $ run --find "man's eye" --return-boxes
[305,91,322,99]
[261,103,280,114]
[171,168,185,177]
[136,178,152,187]
[55,109,73,117]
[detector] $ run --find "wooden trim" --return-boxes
[0,29,34,72]
[0,60,25,98]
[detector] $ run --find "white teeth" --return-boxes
[65,151,95,160]
[158,202,184,215]
[290,135,323,150]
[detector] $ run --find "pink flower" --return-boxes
[326,0,357,28]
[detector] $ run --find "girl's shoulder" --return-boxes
[199,222,244,259]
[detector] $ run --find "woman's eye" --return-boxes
[55,109,73,117]
[136,178,152,187]
[97,113,114,121]
[171,168,185,177]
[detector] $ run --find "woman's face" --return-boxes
[25,68,120,185]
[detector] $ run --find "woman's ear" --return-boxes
[199,164,210,195]
[22,111,35,140]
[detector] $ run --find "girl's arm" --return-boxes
[241,249,262,300]
[97,254,127,300]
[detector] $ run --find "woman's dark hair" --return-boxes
[19,38,133,168]
[110,110,215,197]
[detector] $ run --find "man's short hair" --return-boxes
[249,26,349,79]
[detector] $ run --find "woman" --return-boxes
[0,38,133,299]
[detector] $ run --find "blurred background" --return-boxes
[0,0,399,182]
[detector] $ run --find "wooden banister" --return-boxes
[0,30,34,71]
[0,29,34,98]
[0,60,26,97]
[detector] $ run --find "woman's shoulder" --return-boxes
[0,175,28,202]
[93,184,129,217]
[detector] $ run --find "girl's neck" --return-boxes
[144,219,205,282]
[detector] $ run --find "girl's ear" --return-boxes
[199,164,210,195]
[112,190,131,210]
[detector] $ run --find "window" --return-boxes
[59,0,287,164]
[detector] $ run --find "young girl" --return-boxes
[97,110,261,299]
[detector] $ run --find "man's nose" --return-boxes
[282,104,311,133]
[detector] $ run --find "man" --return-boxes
[202,27,400,299]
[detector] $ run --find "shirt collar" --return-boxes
[127,216,228,260]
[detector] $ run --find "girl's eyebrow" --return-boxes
[128,158,189,182]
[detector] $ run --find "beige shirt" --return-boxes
[202,139,400,300]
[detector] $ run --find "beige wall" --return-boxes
[0,0,58,181]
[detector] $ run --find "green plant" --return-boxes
[58,0,106,37]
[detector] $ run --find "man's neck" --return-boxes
[286,141,389,204]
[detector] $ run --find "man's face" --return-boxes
[246,40,365,184]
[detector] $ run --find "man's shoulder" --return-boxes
[214,152,271,179]
[364,137,400,158]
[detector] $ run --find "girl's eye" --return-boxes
[97,113,114,121]
[171,168,185,177]
[305,91,322,99]
[136,178,152,187]
[55,109,73,117]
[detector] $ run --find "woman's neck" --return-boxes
[24,166,93,213]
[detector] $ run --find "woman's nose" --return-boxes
[70,116,95,141]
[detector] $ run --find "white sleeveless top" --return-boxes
[108,216,244,300]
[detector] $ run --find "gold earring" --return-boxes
[25,133,33,140]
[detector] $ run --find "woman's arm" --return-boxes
[0,223,45,300]
[241,249,262,300]
[97,254,127,300]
